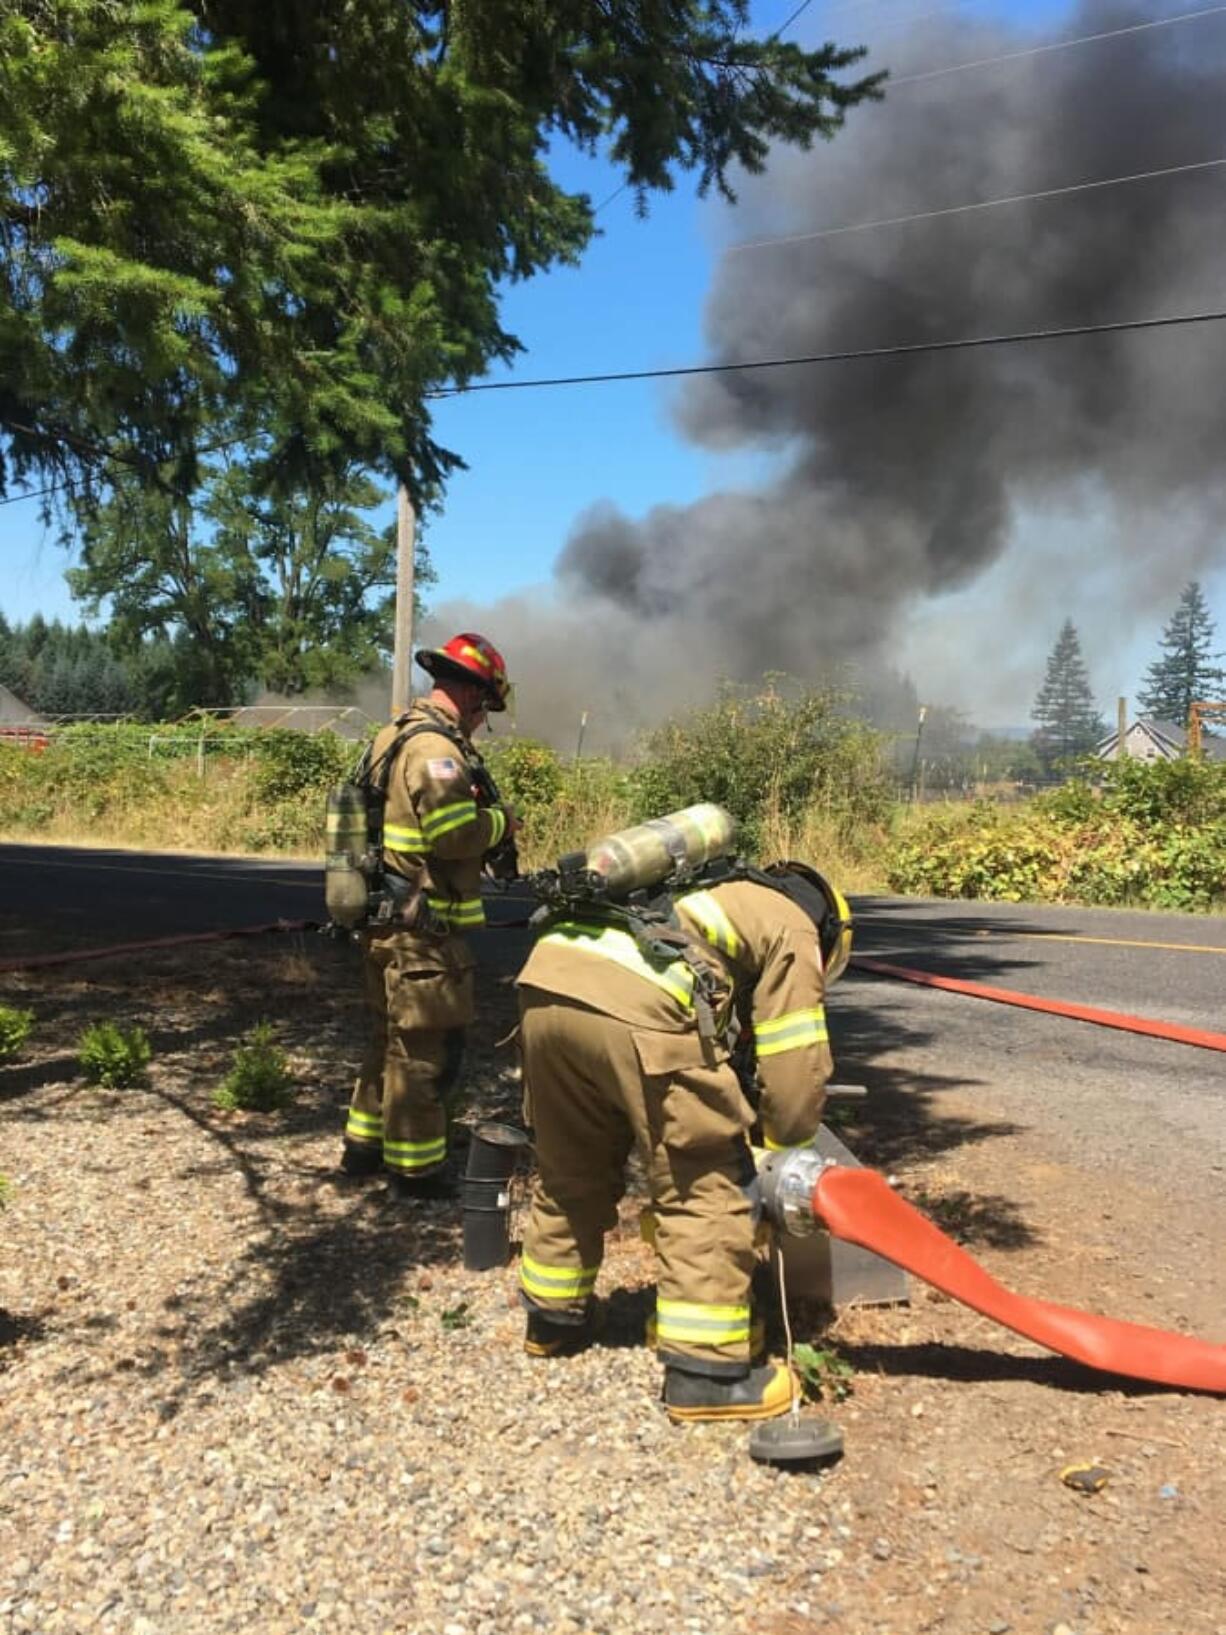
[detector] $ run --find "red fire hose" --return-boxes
[811,1165,1226,1393]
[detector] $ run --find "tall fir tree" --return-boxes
[1030,619,1105,771]
[1136,582,1226,727]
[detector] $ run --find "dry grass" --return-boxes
[757,780,891,895]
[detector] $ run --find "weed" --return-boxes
[792,1342,855,1404]
[213,1021,293,1112]
[440,1302,472,1331]
[0,1174,11,1209]
[78,1022,152,1088]
[0,1005,34,1061]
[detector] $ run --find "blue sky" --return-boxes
[4,0,1224,724]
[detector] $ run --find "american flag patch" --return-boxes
[427,757,460,779]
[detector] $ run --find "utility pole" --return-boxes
[1117,695,1128,759]
[391,483,416,716]
[909,705,927,802]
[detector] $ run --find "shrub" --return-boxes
[0,1005,34,1061]
[630,681,893,854]
[214,1021,293,1112]
[485,737,564,821]
[886,756,1226,911]
[78,1022,152,1087]
[250,730,353,802]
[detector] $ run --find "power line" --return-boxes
[890,3,1226,87]
[0,483,63,509]
[594,0,826,217]
[427,306,1226,398]
[726,155,1226,253]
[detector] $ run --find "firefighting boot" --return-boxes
[662,1360,796,1424]
[386,1164,458,1202]
[339,1143,383,1178]
[524,1305,601,1359]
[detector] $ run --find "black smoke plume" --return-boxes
[436,2,1226,746]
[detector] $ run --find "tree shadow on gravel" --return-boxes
[901,1187,1038,1250]
[0,1307,48,1351]
[0,1054,82,1103]
[835,1338,1192,1397]
[144,1192,473,1415]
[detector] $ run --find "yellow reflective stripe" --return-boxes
[422,800,479,840]
[427,895,486,927]
[655,1299,751,1344]
[677,890,742,959]
[345,1109,382,1135]
[762,1133,814,1152]
[383,1137,446,1172]
[486,807,507,848]
[753,1008,829,1057]
[520,1255,600,1300]
[384,822,425,850]
[539,923,695,1010]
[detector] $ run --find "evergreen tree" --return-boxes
[1137,582,1226,727]
[1030,620,1105,771]
[1,1,881,499]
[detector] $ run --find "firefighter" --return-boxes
[340,632,517,1197]
[517,866,840,1421]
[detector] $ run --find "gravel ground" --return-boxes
[3,932,1226,1635]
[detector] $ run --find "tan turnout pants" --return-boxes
[519,988,758,1376]
[345,929,474,1176]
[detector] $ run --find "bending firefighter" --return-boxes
[340,633,517,1197]
[517,816,851,1421]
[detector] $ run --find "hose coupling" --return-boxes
[757,1146,837,1238]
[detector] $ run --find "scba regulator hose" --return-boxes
[761,1152,1226,1394]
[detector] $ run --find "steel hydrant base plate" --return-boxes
[748,1415,845,1466]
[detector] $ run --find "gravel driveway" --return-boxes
[3,923,1225,1635]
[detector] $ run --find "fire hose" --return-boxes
[757,1149,1226,1394]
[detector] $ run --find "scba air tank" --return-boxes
[580,803,737,899]
[325,782,372,928]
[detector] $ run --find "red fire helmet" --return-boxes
[416,632,511,711]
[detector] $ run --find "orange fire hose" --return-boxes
[811,1165,1226,1393]
[851,956,1226,1054]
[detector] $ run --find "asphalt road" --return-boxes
[3,841,1224,1190]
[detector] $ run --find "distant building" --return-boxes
[228,700,372,741]
[0,682,50,746]
[1095,716,1226,763]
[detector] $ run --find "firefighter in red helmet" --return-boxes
[341,632,518,1197]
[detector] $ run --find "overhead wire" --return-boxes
[427,307,1226,398]
[0,483,63,509]
[889,3,1226,86]
[725,155,1226,252]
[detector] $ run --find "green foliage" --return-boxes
[0,1174,10,1208]
[631,682,893,852]
[1138,582,1225,727]
[485,738,564,822]
[792,1342,855,1404]
[249,730,352,802]
[1030,620,1104,773]
[440,1302,472,1331]
[1,0,880,500]
[77,1022,152,1088]
[68,462,435,703]
[0,1006,35,1061]
[887,757,1226,911]
[213,1021,293,1112]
